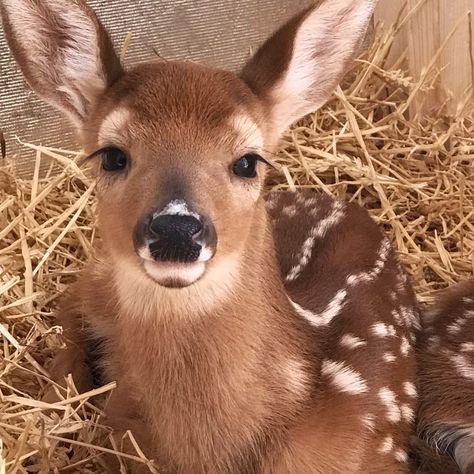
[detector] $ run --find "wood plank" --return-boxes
[375,0,407,66]
[406,0,441,115]
[439,0,474,114]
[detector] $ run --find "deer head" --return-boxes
[1,0,376,293]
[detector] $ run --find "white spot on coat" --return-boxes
[281,205,297,217]
[371,322,397,338]
[403,381,417,398]
[452,354,474,380]
[400,336,411,357]
[401,404,414,423]
[339,334,367,349]
[284,359,309,397]
[321,359,368,395]
[346,238,391,286]
[460,342,474,353]
[378,387,401,423]
[286,200,346,282]
[378,436,393,453]
[447,316,468,335]
[383,352,396,363]
[290,289,347,327]
[395,449,408,463]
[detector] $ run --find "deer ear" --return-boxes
[1,0,123,128]
[241,0,376,136]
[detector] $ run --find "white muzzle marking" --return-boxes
[139,199,213,286]
[139,245,212,286]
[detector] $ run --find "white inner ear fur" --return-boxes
[98,108,131,146]
[271,0,376,134]
[3,0,107,124]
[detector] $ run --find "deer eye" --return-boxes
[101,147,128,172]
[233,154,261,178]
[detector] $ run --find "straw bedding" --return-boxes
[1,24,473,473]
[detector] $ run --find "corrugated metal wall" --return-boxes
[0,0,312,176]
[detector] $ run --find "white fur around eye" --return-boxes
[229,113,263,151]
[98,108,131,146]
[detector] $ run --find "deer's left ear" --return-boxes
[241,0,376,136]
[0,0,123,128]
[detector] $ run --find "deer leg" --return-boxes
[43,307,101,402]
[101,386,163,474]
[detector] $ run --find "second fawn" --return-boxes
[412,280,474,474]
[1,0,421,472]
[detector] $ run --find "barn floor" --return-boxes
[1,25,473,473]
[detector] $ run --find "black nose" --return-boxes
[147,214,203,262]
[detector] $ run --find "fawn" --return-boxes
[410,280,474,474]
[2,0,421,472]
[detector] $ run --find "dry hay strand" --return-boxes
[1,24,474,473]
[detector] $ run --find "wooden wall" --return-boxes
[375,0,474,115]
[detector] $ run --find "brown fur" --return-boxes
[52,191,419,473]
[413,281,474,474]
[2,1,421,472]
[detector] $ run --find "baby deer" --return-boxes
[2,0,420,472]
[413,280,474,474]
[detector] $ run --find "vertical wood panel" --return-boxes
[375,1,403,26]
[406,0,441,114]
[440,0,474,114]
[375,0,407,66]
[375,0,474,115]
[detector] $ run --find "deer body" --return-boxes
[51,190,418,473]
[413,280,474,474]
[1,0,420,472]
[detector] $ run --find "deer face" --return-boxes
[1,0,376,289]
[88,63,268,288]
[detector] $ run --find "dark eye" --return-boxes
[101,147,128,172]
[233,154,261,178]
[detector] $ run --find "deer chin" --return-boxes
[142,260,207,288]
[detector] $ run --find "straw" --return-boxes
[1,24,473,472]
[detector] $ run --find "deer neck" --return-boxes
[103,207,317,471]
[109,205,315,391]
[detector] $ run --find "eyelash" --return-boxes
[84,148,274,171]
[85,146,117,160]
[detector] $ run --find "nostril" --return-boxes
[189,218,203,237]
[146,214,203,263]
[192,224,204,241]
[149,215,202,240]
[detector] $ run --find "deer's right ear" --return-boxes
[241,0,376,137]
[0,0,123,128]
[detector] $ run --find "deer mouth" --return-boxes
[137,246,213,288]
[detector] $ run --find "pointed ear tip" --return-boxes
[313,0,377,13]
[1,0,121,127]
